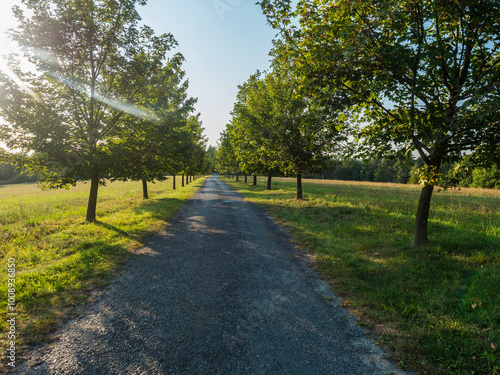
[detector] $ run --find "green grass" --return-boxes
[0,176,206,363]
[223,177,500,375]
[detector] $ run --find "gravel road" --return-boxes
[17,176,408,374]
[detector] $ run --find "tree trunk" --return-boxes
[296,173,303,200]
[86,174,99,223]
[412,184,434,246]
[236,174,239,182]
[253,175,257,186]
[182,174,185,187]
[173,174,176,190]
[185,173,189,185]
[267,172,272,190]
[142,179,149,199]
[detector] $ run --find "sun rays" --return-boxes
[0,51,157,121]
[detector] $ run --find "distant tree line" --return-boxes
[303,157,500,189]
[0,150,38,184]
[437,158,500,189]
[304,158,412,184]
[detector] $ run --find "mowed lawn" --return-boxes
[223,177,499,375]
[0,177,206,360]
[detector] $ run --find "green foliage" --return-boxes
[1,0,170,185]
[106,51,199,187]
[422,155,500,189]
[471,166,500,189]
[259,0,500,243]
[182,115,209,176]
[216,129,239,175]
[313,155,500,189]
[408,164,421,185]
[220,63,345,197]
[228,71,273,176]
[204,146,217,174]
[0,151,38,184]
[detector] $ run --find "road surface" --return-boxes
[18,176,407,374]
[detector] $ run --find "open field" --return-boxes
[223,177,500,375]
[0,176,206,365]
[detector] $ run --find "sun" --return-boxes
[0,1,38,95]
[0,0,19,60]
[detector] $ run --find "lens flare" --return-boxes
[31,48,158,122]
[49,70,158,122]
[0,59,41,101]
[1,47,158,122]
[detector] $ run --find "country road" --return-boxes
[17,176,408,374]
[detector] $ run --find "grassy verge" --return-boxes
[222,176,500,375]
[0,176,206,366]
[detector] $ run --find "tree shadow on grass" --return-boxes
[132,197,187,222]
[18,240,131,345]
[249,197,500,374]
[94,220,132,239]
[18,196,191,347]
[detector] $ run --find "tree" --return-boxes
[260,0,500,244]
[0,149,17,182]
[216,128,239,177]
[106,53,197,199]
[230,66,342,199]
[471,165,500,189]
[180,114,207,181]
[0,0,177,221]
[204,145,217,175]
[229,71,279,189]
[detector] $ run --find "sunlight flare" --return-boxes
[0,59,41,101]
[31,48,159,122]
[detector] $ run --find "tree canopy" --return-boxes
[259,0,500,244]
[225,64,344,199]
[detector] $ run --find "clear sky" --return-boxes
[0,0,278,146]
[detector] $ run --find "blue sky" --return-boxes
[0,0,277,146]
[138,1,277,146]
